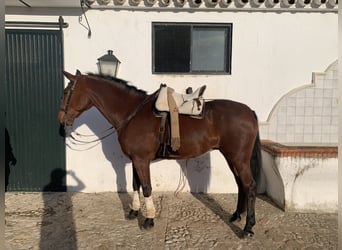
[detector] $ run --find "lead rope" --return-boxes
[65,127,118,151]
[174,160,188,197]
[69,127,115,144]
[73,126,114,137]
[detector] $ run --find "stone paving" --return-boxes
[5,192,338,250]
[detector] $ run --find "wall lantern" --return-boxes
[97,50,120,77]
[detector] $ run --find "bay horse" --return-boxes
[58,70,261,237]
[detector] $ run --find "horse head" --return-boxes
[58,70,92,128]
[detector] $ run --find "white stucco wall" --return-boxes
[262,151,338,212]
[5,7,337,193]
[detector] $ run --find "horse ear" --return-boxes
[76,70,81,76]
[63,71,76,81]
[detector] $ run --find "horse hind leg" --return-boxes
[225,160,246,222]
[243,177,256,237]
[230,176,246,223]
[236,162,257,237]
[227,159,256,237]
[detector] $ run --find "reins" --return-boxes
[116,90,158,132]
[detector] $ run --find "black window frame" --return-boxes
[152,22,233,75]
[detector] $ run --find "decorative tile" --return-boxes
[305,88,314,98]
[304,106,313,116]
[322,107,332,116]
[330,134,337,143]
[331,116,338,125]
[313,116,322,125]
[296,97,305,107]
[321,133,330,142]
[295,107,305,116]
[303,124,313,134]
[323,89,333,98]
[286,124,295,132]
[323,98,332,107]
[313,107,323,116]
[303,134,313,143]
[286,116,296,125]
[324,80,334,89]
[286,97,296,106]
[286,106,295,116]
[313,125,322,134]
[314,88,324,98]
[322,116,332,125]
[304,116,313,125]
[313,98,323,107]
[286,133,295,142]
[262,61,337,144]
[294,134,304,143]
[295,116,304,125]
[295,124,304,134]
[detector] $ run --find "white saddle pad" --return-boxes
[155,85,205,116]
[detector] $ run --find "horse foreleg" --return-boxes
[132,159,155,229]
[143,195,155,229]
[128,165,141,219]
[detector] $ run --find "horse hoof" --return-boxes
[242,230,254,238]
[128,209,139,220]
[230,212,241,222]
[143,218,154,229]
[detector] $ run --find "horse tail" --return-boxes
[250,111,262,190]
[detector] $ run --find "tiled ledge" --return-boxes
[83,0,338,11]
[261,140,338,158]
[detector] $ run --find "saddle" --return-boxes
[154,84,206,157]
[155,84,206,116]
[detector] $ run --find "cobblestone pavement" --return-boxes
[5,192,338,250]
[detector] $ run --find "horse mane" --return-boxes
[87,73,147,96]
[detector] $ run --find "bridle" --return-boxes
[60,77,78,126]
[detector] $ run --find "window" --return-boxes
[152,22,232,74]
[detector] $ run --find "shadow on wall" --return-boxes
[176,153,211,193]
[70,107,131,210]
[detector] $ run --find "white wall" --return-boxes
[262,151,338,212]
[5,8,338,192]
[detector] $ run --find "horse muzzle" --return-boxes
[58,110,75,127]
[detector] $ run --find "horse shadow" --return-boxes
[71,107,132,213]
[176,155,243,238]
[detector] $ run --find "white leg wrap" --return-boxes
[145,196,156,218]
[131,191,140,211]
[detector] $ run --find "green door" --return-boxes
[5,29,66,191]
